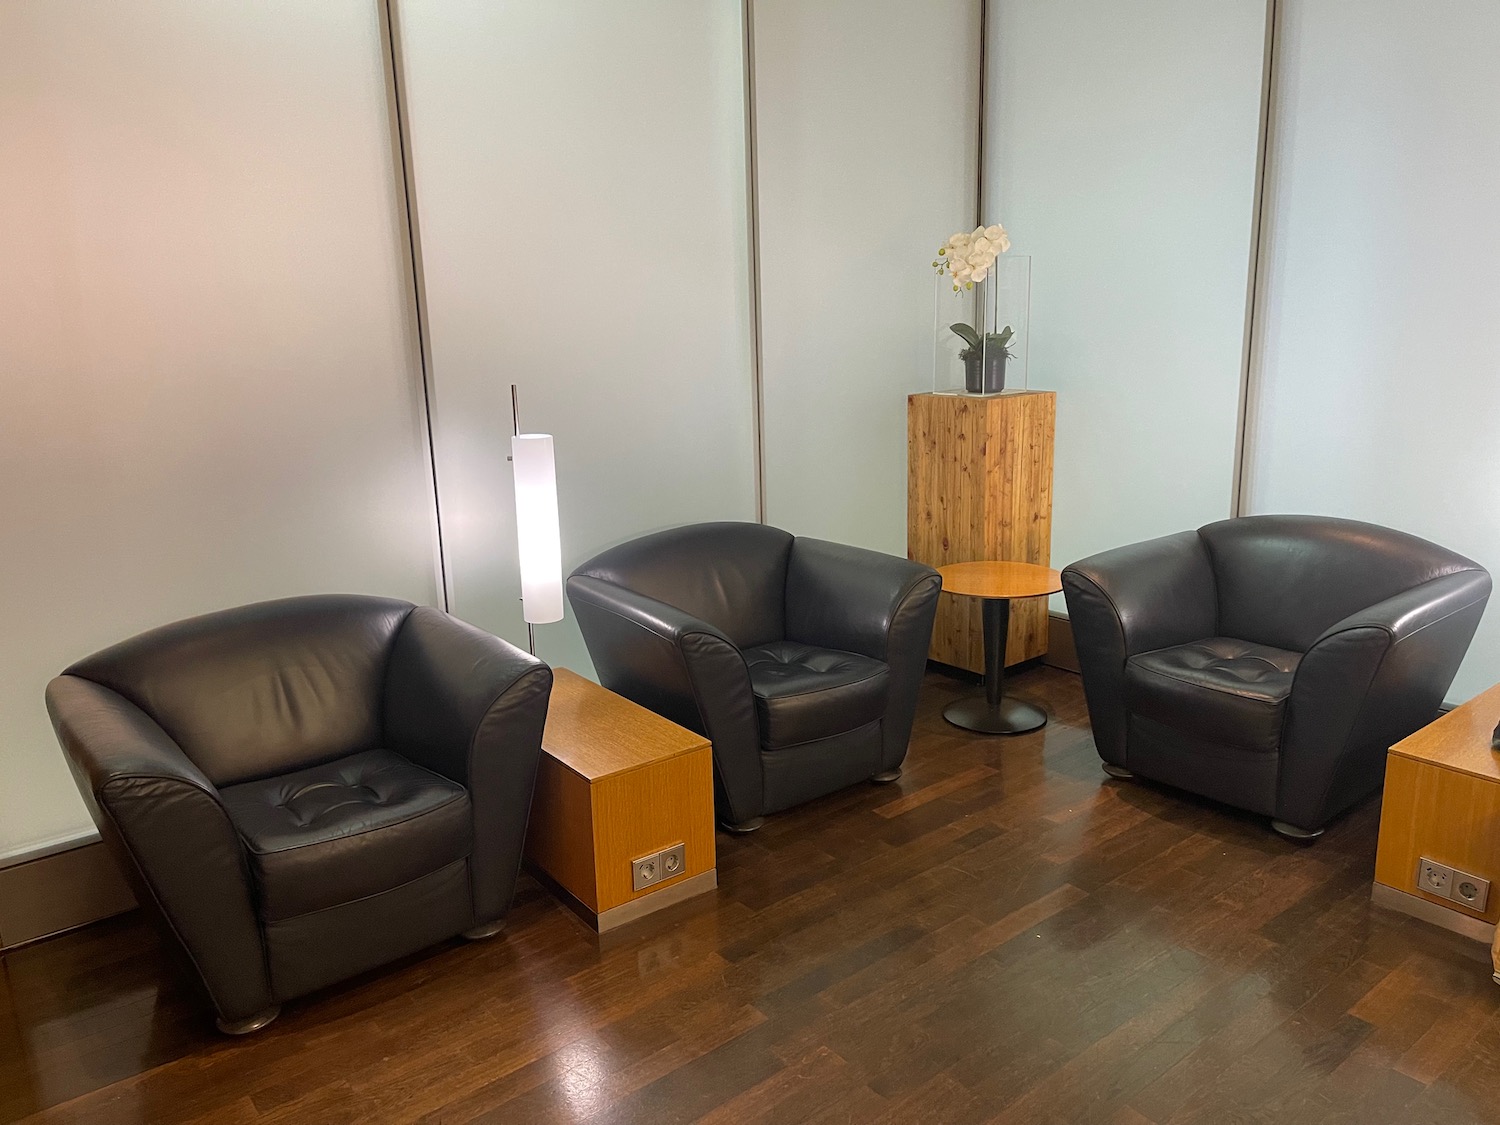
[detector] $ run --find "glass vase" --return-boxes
[932,254,1031,396]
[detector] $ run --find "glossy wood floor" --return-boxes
[5,668,1500,1125]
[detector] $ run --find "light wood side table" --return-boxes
[1373,681,1500,960]
[525,669,716,932]
[936,561,1063,735]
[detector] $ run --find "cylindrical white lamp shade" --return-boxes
[511,433,564,624]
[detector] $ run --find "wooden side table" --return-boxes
[525,669,716,932]
[937,561,1063,735]
[1373,681,1500,955]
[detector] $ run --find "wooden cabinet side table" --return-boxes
[1373,681,1500,955]
[525,669,716,932]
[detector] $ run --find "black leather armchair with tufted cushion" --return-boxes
[46,595,551,1034]
[1063,515,1490,840]
[567,522,941,831]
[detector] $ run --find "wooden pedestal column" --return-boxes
[907,390,1057,673]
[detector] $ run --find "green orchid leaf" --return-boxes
[949,323,982,349]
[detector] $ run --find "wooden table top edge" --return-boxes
[1387,680,1500,784]
[542,668,712,782]
[935,560,1063,600]
[546,740,712,788]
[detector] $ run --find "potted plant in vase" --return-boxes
[950,323,1014,395]
[933,223,1015,394]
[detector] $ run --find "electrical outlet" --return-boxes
[1419,858,1454,897]
[1454,874,1491,912]
[632,853,661,892]
[631,843,687,893]
[660,843,686,881]
[1416,857,1492,912]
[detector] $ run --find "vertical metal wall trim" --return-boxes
[378,0,452,611]
[1231,0,1280,518]
[742,0,768,524]
[975,0,989,226]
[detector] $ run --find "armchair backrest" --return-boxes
[62,594,414,787]
[1198,515,1483,652]
[571,522,794,648]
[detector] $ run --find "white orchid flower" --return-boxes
[934,221,1010,292]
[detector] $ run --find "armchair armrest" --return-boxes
[1061,531,1218,764]
[1279,569,1491,829]
[567,575,763,824]
[383,607,552,924]
[784,538,939,660]
[1310,569,1491,646]
[785,538,941,770]
[44,675,272,1024]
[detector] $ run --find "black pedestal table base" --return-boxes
[942,596,1049,736]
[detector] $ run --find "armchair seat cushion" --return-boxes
[743,641,889,749]
[1126,637,1301,755]
[221,749,470,921]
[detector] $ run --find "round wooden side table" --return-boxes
[936,560,1063,735]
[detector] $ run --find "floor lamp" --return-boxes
[510,385,562,655]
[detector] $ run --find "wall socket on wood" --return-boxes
[632,843,686,892]
[1418,857,1490,912]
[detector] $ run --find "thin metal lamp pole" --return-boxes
[509,383,536,656]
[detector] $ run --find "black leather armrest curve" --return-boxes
[784,537,940,660]
[1310,569,1492,647]
[1279,569,1492,829]
[785,538,941,770]
[384,606,553,924]
[44,675,272,1023]
[567,574,763,824]
[1061,531,1218,765]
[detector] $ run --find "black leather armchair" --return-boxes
[46,595,551,1034]
[568,523,941,831]
[1063,515,1490,840]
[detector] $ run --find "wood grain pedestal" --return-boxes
[1373,681,1500,950]
[908,390,1056,673]
[525,669,716,932]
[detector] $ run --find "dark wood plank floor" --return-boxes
[5,668,1500,1125]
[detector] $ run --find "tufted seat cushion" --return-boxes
[742,641,889,750]
[1126,637,1301,755]
[220,749,470,921]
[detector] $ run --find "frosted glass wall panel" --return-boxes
[396,1,757,674]
[1245,0,1500,699]
[754,0,982,553]
[0,1,441,859]
[985,1,1268,595]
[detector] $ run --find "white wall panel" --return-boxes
[0,1,441,859]
[754,0,981,553]
[985,1,1268,596]
[395,1,757,673]
[1245,0,1500,699]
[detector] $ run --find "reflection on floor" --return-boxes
[3,667,1497,1125]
